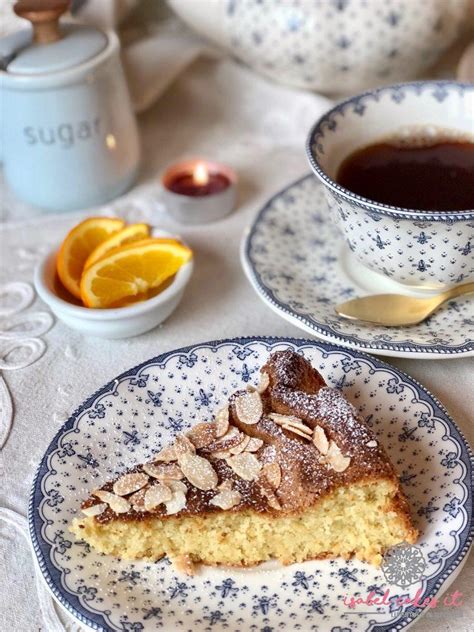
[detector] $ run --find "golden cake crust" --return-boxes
[76,350,416,544]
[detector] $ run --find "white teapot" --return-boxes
[0,0,140,211]
[168,0,470,94]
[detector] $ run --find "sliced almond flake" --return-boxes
[262,462,281,489]
[282,424,313,441]
[218,479,233,491]
[264,489,282,511]
[366,440,378,448]
[209,489,241,510]
[269,412,304,426]
[256,371,270,394]
[109,496,131,513]
[129,488,147,512]
[113,472,149,496]
[283,420,312,435]
[329,452,351,472]
[257,474,282,510]
[319,440,351,472]
[234,390,263,425]
[246,384,256,393]
[168,480,187,495]
[91,489,112,502]
[245,437,264,453]
[93,490,130,514]
[186,422,216,449]
[154,445,178,463]
[165,490,187,515]
[174,434,196,457]
[228,426,245,442]
[229,434,251,455]
[226,452,261,481]
[210,448,234,460]
[82,503,107,517]
[172,554,195,576]
[179,453,218,490]
[313,425,329,454]
[214,406,229,438]
[143,462,183,480]
[222,426,241,440]
[207,426,242,453]
[269,413,312,435]
[144,482,173,510]
[326,441,342,457]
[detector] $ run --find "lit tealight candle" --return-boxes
[162,159,237,224]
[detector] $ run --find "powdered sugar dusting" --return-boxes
[87,350,394,521]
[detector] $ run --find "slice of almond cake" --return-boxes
[70,350,417,574]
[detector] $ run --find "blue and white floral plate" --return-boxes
[29,337,473,631]
[242,176,474,359]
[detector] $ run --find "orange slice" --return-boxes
[84,223,150,269]
[80,239,193,308]
[94,236,184,259]
[57,217,125,298]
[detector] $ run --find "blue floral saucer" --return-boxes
[29,337,472,631]
[242,175,474,358]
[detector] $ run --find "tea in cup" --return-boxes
[306,81,474,289]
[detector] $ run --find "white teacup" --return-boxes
[306,81,474,289]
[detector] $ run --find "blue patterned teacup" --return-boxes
[306,81,474,289]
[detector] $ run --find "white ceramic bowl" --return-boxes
[34,239,193,339]
[306,80,474,289]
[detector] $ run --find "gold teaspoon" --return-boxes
[335,282,474,327]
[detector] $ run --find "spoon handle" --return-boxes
[443,281,474,302]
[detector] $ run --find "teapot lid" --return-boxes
[2,0,107,74]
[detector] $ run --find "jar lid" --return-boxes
[2,0,107,74]
[7,24,107,74]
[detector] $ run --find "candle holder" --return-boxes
[161,159,237,224]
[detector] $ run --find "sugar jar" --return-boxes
[0,0,140,211]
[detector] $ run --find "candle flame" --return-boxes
[193,162,209,186]
[106,134,117,149]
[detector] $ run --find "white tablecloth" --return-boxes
[0,55,473,632]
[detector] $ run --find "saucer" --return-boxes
[241,175,474,359]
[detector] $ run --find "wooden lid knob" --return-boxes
[14,0,70,45]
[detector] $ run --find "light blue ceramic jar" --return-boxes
[0,24,140,211]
